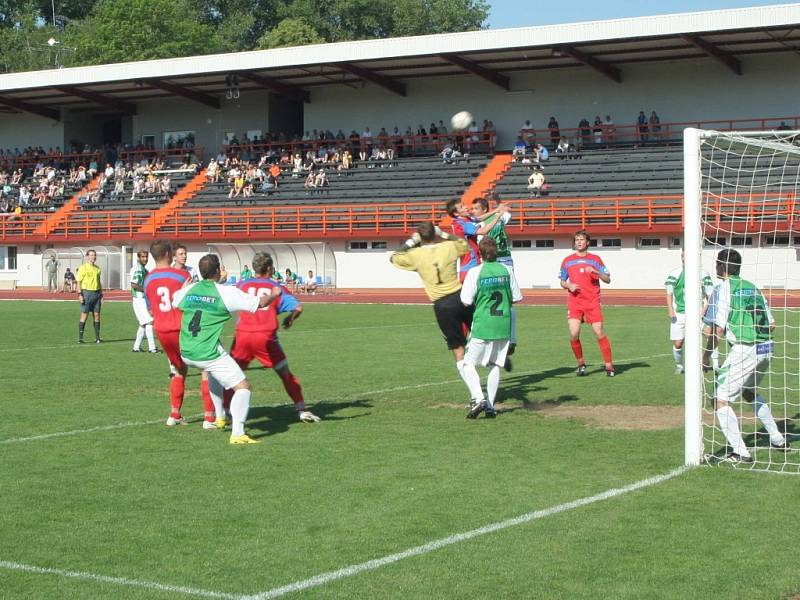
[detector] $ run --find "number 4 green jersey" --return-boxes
[172,279,260,361]
[460,261,522,340]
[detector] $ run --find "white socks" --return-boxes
[134,326,145,351]
[672,346,682,366]
[207,376,226,419]
[754,395,785,445]
[486,365,500,410]
[461,362,485,402]
[145,324,155,351]
[134,325,157,351]
[230,388,252,437]
[716,405,749,457]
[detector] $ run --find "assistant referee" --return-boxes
[77,249,103,343]
[390,221,474,385]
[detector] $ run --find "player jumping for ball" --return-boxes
[559,230,615,377]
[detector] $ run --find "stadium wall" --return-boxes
[0,112,64,151]
[7,239,800,292]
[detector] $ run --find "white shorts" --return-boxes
[132,297,153,326]
[464,337,510,367]
[669,312,685,341]
[182,349,246,389]
[715,342,772,403]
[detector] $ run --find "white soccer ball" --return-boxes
[451,111,473,131]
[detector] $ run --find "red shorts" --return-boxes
[230,332,287,369]
[567,302,603,324]
[156,329,185,370]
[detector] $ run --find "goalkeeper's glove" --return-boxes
[403,232,422,248]
[434,226,452,240]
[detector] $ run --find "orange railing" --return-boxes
[519,115,800,147]
[224,133,496,159]
[6,193,800,242]
[0,151,100,170]
[118,146,205,164]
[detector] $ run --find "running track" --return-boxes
[4,288,800,307]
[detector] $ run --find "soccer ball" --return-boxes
[451,111,473,131]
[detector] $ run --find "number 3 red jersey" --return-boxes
[144,267,192,333]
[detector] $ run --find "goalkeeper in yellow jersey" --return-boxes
[391,221,475,395]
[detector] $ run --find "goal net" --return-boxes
[684,128,800,473]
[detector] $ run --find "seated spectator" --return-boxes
[284,268,298,293]
[111,177,125,200]
[228,174,244,199]
[512,137,526,161]
[207,158,221,182]
[534,143,549,163]
[18,185,30,206]
[440,144,463,165]
[314,168,328,189]
[303,170,316,192]
[555,137,571,159]
[303,270,318,295]
[63,268,77,292]
[268,163,281,188]
[527,168,545,197]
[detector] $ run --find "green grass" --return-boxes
[0,300,798,599]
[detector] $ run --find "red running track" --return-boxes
[3,287,799,307]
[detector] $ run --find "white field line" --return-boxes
[0,323,433,354]
[0,353,670,446]
[245,466,690,599]
[0,466,690,599]
[0,560,238,599]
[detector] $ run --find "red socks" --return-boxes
[169,376,185,419]
[223,388,234,412]
[281,372,304,407]
[570,339,584,364]
[598,336,613,367]
[200,379,214,422]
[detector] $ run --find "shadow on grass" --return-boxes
[495,361,650,406]
[246,399,373,438]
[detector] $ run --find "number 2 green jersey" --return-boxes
[173,279,259,361]
[460,261,523,340]
[708,275,773,344]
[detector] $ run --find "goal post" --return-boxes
[684,127,800,472]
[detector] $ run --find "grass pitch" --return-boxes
[0,300,798,599]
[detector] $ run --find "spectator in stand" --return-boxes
[111,177,124,200]
[593,116,604,145]
[579,117,591,147]
[522,119,535,143]
[229,173,244,200]
[303,170,316,192]
[650,111,662,141]
[19,185,30,206]
[207,158,221,183]
[438,120,448,136]
[361,127,373,158]
[268,163,281,189]
[555,137,571,159]
[604,115,615,143]
[512,137,526,161]
[534,143,549,164]
[314,167,328,190]
[338,150,352,174]
[528,168,545,197]
[637,111,649,142]
[776,121,791,131]
[548,117,561,148]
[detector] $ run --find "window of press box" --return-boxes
[512,240,532,248]
[638,238,661,248]
[601,238,621,248]
[588,239,598,247]
[535,239,554,248]
[349,241,387,250]
[0,246,17,270]
[763,235,790,246]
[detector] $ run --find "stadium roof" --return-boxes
[1,3,799,120]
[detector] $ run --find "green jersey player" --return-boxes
[460,237,522,419]
[130,249,157,353]
[664,250,714,374]
[702,249,790,463]
[172,253,280,444]
[472,197,517,370]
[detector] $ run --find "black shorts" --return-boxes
[80,290,102,314]
[433,291,474,350]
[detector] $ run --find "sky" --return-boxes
[487,0,790,29]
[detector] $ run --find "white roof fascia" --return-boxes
[0,3,798,92]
